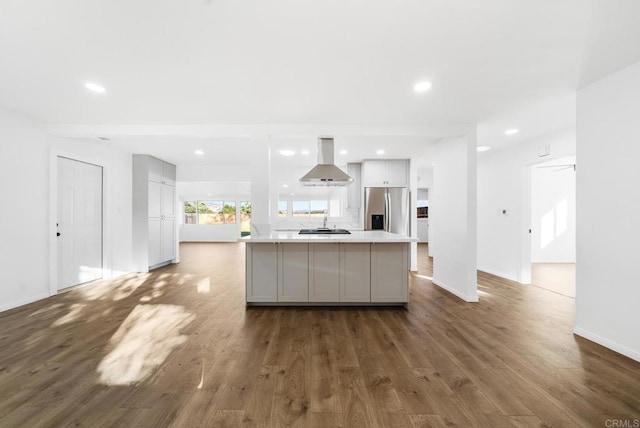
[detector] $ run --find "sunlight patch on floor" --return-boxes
[97,304,194,385]
[29,303,64,317]
[78,273,151,301]
[140,280,168,301]
[197,357,205,389]
[197,278,211,294]
[52,303,86,326]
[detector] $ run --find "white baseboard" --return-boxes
[432,278,479,302]
[0,292,50,313]
[477,266,522,283]
[574,326,640,363]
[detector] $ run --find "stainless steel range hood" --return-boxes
[299,137,353,186]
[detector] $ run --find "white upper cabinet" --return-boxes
[148,156,176,186]
[148,156,164,183]
[346,163,362,208]
[361,160,385,186]
[362,159,409,187]
[163,162,176,186]
[384,160,409,186]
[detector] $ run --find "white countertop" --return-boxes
[241,230,417,243]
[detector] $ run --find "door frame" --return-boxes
[49,149,110,295]
[519,164,533,284]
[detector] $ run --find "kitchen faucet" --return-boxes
[323,213,328,229]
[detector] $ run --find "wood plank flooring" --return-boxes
[0,243,638,427]
[531,263,576,298]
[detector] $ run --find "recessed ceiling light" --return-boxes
[290,193,295,196]
[301,150,310,155]
[279,149,295,156]
[282,184,288,188]
[194,150,204,155]
[477,146,491,152]
[414,81,432,93]
[376,149,385,155]
[84,82,106,93]
[339,150,347,155]
[505,128,519,135]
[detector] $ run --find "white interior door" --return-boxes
[57,157,103,290]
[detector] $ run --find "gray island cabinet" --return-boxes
[243,231,414,306]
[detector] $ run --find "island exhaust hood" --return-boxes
[299,137,353,186]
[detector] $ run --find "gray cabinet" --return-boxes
[310,243,373,303]
[309,243,341,302]
[371,243,409,302]
[246,242,407,305]
[132,155,177,272]
[340,243,371,302]
[246,243,278,302]
[278,243,309,302]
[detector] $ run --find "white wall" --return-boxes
[177,164,252,182]
[575,61,640,362]
[180,224,241,242]
[477,129,576,282]
[0,108,132,312]
[417,167,433,189]
[531,156,576,263]
[430,136,478,302]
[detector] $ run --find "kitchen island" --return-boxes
[242,231,416,306]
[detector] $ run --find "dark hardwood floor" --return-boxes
[0,243,638,427]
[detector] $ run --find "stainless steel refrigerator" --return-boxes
[364,187,410,235]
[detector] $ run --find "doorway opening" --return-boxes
[529,155,576,297]
[417,187,429,244]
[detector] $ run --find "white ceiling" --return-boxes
[1,0,640,168]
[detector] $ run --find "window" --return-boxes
[184,201,197,224]
[240,201,251,236]
[278,200,288,218]
[184,200,237,224]
[309,200,328,217]
[223,201,236,224]
[292,201,310,217]
[278,199,333,218]
[198,200,223,224]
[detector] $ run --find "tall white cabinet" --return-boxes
[133,155,177,272]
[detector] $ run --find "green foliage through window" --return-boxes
[184,200,241,225]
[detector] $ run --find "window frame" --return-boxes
[183,199,239,225]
